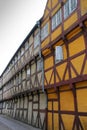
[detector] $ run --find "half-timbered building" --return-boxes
[0,24,47,129]
[41,0,87,129]
[0,0,87,130]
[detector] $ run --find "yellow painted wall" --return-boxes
[76,88,87,112]
[41,37,50,49]
[69,35,85,57]
[51,2,61,16]
[80,116,87,129]
[76,81,87,88]
[52,0,59,9]
[45,69,54,86]
[51,26,62,41]
[80,0,87,16]
[64,12,78,31]
[61,115,74,130]
[44,56,54,70]
[66,27,82,40]
[71,54,85,78]
[56,63,69,81]
[60,91,74,111]
[47,84,87,130]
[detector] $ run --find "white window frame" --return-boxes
[52,9,62,30]
[55,46,63,63]
[41,23,48,41]
[64,0,77,19]
[27,67,30,77]
[34,32,40,48]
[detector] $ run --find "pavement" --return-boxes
[0,115,41,130]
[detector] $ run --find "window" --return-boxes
[18,51,21,60]
[25,42,29,50]
[16,75,19,85]
[70,0,77,12]
[21,48,24,56]
[41,23,48,41]
[27,68,30,77]
[15,56,17,63]
[22,69,26,80]
[37,60,42,71]
[55,46,63,62]
[52,9,62,30]
[34,32,40,48]
[64,0,77,19]
[19,72,21,83]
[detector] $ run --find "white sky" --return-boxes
[0,0,47,75]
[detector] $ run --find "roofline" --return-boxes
[0,18,42,77]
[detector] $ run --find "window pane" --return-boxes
[18,52,20,60]
[41,23,48,41]
[52,15,56,30]
[21,48,24,56]
[64,0,69,19]
[56,9,62,26]
[37,60,42,71]
[27,68,30,77]
[34,32,40,48]
[25,42,29,50]
[52,9,62,31]
[70,0,77,12]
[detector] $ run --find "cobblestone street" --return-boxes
[0,115,41,130]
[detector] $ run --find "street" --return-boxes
[0,115,41,130]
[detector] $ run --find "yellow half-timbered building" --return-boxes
[41,0,87,129]
[0,0,87,130]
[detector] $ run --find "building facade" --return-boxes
[0,0,87,130]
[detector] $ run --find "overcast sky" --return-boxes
[0,0,47,75]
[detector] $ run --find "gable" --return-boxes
[43,0,59,20]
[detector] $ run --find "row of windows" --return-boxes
[3,61,42,91]
[52,0,77,30]
[34,0,77,46]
